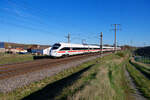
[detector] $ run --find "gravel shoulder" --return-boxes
[0,55,100,93]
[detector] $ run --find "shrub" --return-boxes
[116,52,125,57]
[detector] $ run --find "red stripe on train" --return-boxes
[57,51,66,53]
[57,49,113,53]
[57,50,96,53]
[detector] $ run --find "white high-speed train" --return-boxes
[50,42,121,57]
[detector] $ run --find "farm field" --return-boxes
[0,53,33,65]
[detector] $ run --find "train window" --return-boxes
[72,48,78,50]
[84,48,88,50]
[60,47,70,51]
[72,48,84,50]
[52,44,61,50]
[82,48,86,50]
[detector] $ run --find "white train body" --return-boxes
[50,42,120,57]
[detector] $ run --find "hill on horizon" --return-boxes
[0,42,51,49]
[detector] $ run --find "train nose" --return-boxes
[50,50,57,56]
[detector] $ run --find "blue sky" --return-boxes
[0,0,150,46]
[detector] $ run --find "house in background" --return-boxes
[0,42,52,55]
[15,48,28,54]
[27,45,51,55]
[0,42,5,53]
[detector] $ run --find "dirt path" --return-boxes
[124,67,147,100]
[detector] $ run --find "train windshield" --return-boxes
[52,43,61,50]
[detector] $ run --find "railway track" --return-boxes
[0,52,108,80]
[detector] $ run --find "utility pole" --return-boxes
[111,24,121,52]
[130,40,133,47]
[65,33,70,43]
[143,42,146,47]
[100,32,103,56]
[82,39,86,44]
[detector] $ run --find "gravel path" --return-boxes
[0,55,100,93]
[124,67,147,100]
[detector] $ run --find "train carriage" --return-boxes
[50,42,120,57]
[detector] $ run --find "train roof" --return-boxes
[54,42,115,49]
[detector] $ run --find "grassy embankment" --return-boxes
[126,58,150,99]
[0,53,33,65]
[131,58,150,77]
[55,51,133,100]
[0,51,133,100]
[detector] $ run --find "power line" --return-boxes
[5,0,55,24]
[0,19,54,36]
[70,33,100,44]
[0,7,48,26]
[0,14,49,29]
[6,0,52,18]
[2,0,51,26]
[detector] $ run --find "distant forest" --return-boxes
[135,46,150,57]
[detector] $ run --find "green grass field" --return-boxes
[0,53,33,65]
[1,51,150,100]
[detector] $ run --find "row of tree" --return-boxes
[134,46,150,57]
